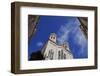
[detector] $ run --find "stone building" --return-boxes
[28,15,39,41]
[78,17,88,38]
[42,33,73,60]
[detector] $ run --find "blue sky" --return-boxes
[28,15,88,59]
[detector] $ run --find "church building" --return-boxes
[42,33,73,60]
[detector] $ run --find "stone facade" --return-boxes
[42,33,73,60]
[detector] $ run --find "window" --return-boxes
[61,50,63,59]
[58,51,60,59]
[58,50,64,59]
[50,50,54,60]
[64,54,66,59]
[48,49,54,60]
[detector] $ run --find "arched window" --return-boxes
[48,49,54,60]
[58,51,60,59]
[61,50,63,59]
[58,50,64,59]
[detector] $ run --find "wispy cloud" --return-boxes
[57,18,79,44]
[57,25,70,44]
[57,18,87,58]
[36,42,43,47]
[73,27,87,56]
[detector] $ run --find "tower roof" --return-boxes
[50,33,56,36]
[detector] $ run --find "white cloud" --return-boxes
[74,29,86,45]
[57,25,69,44]
[57,18,87,57]
[57,18,79,44]
[36,42,43,47]
[74,28,87,55]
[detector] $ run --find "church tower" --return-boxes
[49,33,57,43]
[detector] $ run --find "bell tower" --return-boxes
[49,33,57,43]
[62,42,70,51]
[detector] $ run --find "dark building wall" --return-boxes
[29,51,44,60]
[78,17,88,38]
[28,15,39,41]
